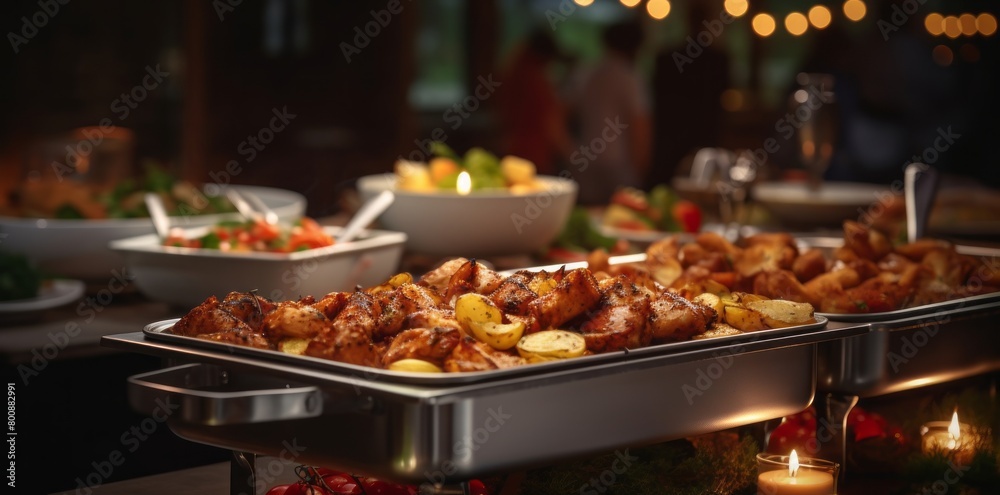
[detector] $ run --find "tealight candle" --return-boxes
[757,450,838,495]
[456,171,472,195]
[921,411,976,465]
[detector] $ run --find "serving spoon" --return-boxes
[337,190,395,243]
[904,162,939,243]
[144,193,171,239]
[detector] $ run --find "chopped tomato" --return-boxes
[251,219,281,242]
[671,200,702,233]
[287,230,335,252]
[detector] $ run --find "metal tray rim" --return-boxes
[817,291,1000,322]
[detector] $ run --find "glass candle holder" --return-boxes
[920,420,976,465]
[757,452,839,495]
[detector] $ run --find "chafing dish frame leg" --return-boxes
[231,451,257,495]
[813,392,858,481]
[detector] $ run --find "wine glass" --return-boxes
[792,73,837,190]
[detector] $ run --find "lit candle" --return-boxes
[757,450,836,495]
[921,411,975,465]
[456,171,472,195]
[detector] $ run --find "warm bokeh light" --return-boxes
[720,89,744,112]
[785,12,809,36]
[932,44,953,66]
[960,43,980,62]
[978,13,998,36]
[456,171,472,195]
[752,13,776,37]
[724,0,749,18]
[943,16,961,39]
[959,14,977,36]
[925,13,944,36]
[808,5,832,29]
[619,0,641,7]
[843,0,866,22]
[646,0,671,20]
[573,0,594,6]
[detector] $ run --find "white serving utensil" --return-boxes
[904,162,939,243]
[337,190,395,243]
[143,193,171,239]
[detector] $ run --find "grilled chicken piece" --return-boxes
[372,283,441,340]
[305,291,381,367]
[528,268,602,331]
[197,329,271,349]
[679,242,730,272]
[218,291,276,327]
[444,259,505,302]
[792,248,827,282]
[417,257,470,294]
[443,337,525,372]
[172,294,271,348]
[647,291,716,342]
[382,327,462,367]
[579,275,653,352]
[312,291,351,319]
[262,300,330,340]
[843,220,892,261]
[646,236,682,267]
[405,308,463,333]
[489,271,539,316]
[751,270,814,305]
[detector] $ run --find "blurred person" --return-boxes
[572,20,652,205]
[497,28,574,176]
[649,2,730,187]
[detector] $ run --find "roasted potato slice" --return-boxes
[692,292,725,316]
[745,299,816,328]
[278,338,310,355]
[516,330,587,363]
[388,358,443,373]
[467,320,525,351]
[651,257,683,287]
[368,272,414,294]
[722,305,768,332]
[692,322,743,340]
[455,293,503,331]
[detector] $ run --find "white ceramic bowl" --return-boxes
[109,226,406,309]
[356,174,577,258]
[752,181,887,229]
[0,185,306,281]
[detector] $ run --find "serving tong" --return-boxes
[904,162,939,243]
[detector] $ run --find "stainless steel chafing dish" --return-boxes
[787,237,1000,473]
[104,315,864,492]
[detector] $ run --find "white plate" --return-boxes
[752,181,887,228]
[0,279,85,314]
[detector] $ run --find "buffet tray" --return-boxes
[104,321,866,483]
[141,316,828,386]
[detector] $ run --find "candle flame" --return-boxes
[948,410,961,448]
[457,171,472,195]
[789,449,799,477]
